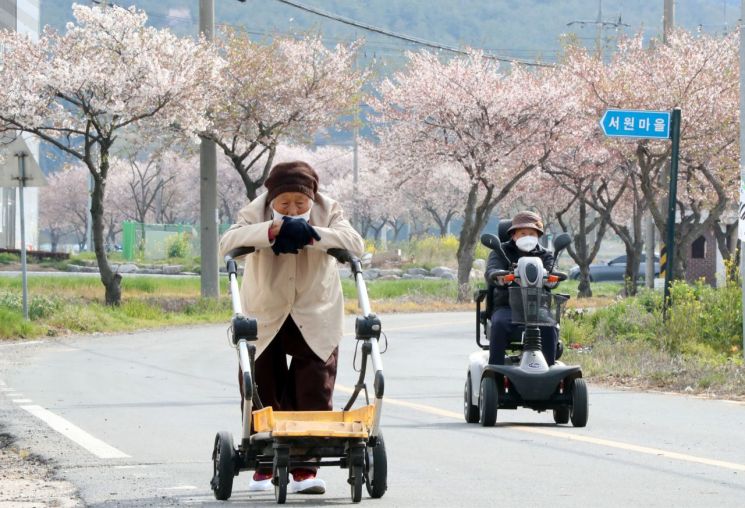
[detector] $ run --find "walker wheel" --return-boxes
[210,431,235,500]
[274,465,288,504]
[365,433,388,498]
[349,446,364,503]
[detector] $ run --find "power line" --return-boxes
[271,0,553,67]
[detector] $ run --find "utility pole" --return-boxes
[647,0,675,287]
[739,0,745,361]
[566,0,628,60]
[199,0,219,299]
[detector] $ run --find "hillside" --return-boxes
[42,0,741,68]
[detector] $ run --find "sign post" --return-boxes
[600,108,680,314]
[662,108,682,313]
[15,152,29,320]
[1,135,46,320]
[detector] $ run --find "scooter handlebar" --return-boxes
[489,269,512,280]
[550,271,568,282]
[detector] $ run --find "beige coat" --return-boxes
[219,192,365,361]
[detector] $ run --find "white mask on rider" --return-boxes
[515,235,539,252]
[271,203,312,222]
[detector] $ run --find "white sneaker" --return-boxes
[289,473,326,494]
[247,477,273,492]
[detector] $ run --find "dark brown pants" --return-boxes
[240,316,339,412]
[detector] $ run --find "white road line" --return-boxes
[160,485,198,491]
[11,399,33,404]
[336,384,745,473]
[0,340,46,348]
[0,379,6,386]
[19,405,129,459]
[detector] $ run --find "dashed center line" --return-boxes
[336,384,745,473]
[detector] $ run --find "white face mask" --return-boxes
[515,235,539,252]
[271,203,312,222]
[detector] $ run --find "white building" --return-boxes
[0,0,41,251]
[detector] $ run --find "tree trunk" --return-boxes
[622,248,640,297]
[558,198,607,299]
[577,263,592,298]
[456,183,496,301]
[90,152,122,306]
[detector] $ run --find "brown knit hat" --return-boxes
[264,161,319,203]
[508,210,544,236]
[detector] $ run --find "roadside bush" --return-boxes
[564,279,742,359]
[0,291,63,320]
[0,252,19,264]
[166,233,191,259]
[666,280,741,356]
[0,307,43,338]
[400,235,489,268]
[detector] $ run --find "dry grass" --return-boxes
[344,298,472,314]
[563,341,745,400]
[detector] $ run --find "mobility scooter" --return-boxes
[464,220,588,427]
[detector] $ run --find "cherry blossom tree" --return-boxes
[203,29,366,200]
[0,4,221,304]
[373,50,571,300]
[39,165,88,251]
[562,30,739,280]
[398,163,465,237]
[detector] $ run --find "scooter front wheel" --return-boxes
[553,407,570,424]
[479,377,498,427]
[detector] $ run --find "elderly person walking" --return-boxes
[219,160,364,495]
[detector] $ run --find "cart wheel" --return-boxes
[570,378,589,428]
[479,376,498,427]
[210,431,235,501]
[349,446,365,503]
[365,434,387,498]
[464,373,479,424]
[553,407,570,424]
[274,465,288,504]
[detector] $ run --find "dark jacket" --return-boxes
[484,240,555,308]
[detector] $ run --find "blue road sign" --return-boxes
[600,109,671,139]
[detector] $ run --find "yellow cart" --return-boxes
[210,247,387,504]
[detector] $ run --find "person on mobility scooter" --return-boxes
[464,210,588,428]
[218,160,364,495]
[486,211,558,367]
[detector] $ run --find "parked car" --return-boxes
[568,254,660,282]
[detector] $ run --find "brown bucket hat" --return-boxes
[508,210,544,236]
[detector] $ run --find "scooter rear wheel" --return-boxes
[479,377,498,427]
[464,373,479,423]
[570,378,589,427]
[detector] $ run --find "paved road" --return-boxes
[1,312,744,507]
